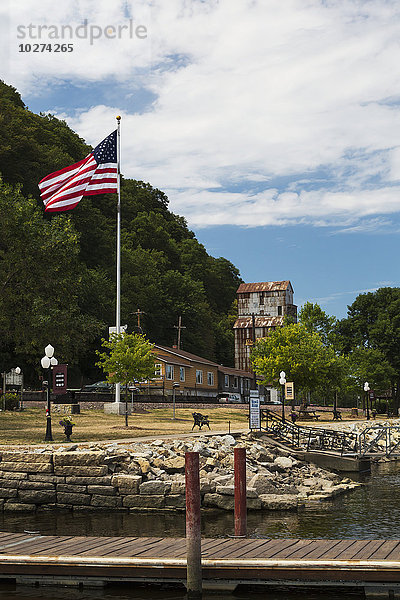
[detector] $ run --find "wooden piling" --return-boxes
[185,451,202,598]
[234,447,247,537]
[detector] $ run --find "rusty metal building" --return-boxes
[234,281,297,372]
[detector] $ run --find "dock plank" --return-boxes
[248,538,303,558]
[294,539,344,560]
[379,541,400,561]
[316,539,361,559]
[333,540,372,559]
[2,531,400,593]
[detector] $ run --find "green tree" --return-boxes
[299,302,337,346]
[0,79,243,376]
[96,333,155,425]
[251,323,345,398]
[0,180,103,380]
[337,288,400,413]
[348,347,395,395]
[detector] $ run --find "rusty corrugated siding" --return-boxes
[236,281,291,293]
[233,316,285,329]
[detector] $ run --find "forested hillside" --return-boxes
[0,81,241,385]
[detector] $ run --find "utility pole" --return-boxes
[132,308,145,333]
[174,315,186,349]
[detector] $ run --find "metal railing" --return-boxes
[260,409,358,456]
[358,426,400,457]
[260,409,400,457]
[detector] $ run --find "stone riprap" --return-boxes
[0,432,360,513]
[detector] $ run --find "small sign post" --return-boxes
[249,389,261,430]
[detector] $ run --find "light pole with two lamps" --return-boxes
[41,344,58,442]
[279,371,286,422]
[364,381,370,421]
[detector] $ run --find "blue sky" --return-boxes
[2,0,400,320]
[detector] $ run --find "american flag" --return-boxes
[39,130,118,212]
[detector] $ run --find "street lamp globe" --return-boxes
[41,356,51,369]
[50,357,58,366]
[45,344,54,358]
[15,367,21,375]
[364,382,370,392]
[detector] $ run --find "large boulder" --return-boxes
[273,456,294,470]
[163,456,185,473]
[259,494,299,510]
[248,473,278,495]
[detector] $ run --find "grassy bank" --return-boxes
[0,407,250,445]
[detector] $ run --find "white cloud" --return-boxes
[4,0,400,229]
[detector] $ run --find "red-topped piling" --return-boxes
[234,446,247,537]
[185,451,202,597]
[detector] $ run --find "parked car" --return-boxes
[81,381,113,392]
[218,393,241,404]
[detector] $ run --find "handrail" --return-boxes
[260,409,358,456]
[261,410,400,457]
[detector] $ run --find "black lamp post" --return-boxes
[172,382,180,420]
[364,381,370,421]
[41,344,58,442]
[279,371,286,422]
[14,367,23,410]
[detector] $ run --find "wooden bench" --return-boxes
[192,412,210,431]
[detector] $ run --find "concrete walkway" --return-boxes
[0,427,250,449]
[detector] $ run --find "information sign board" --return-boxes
[109,325,127,338]
[52,364,68,395]
[285,382,295,400]
[249,390,261,430]
[5,369,23,386]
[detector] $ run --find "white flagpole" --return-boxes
[115,115,121,404]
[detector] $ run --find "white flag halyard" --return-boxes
[38,130,118,212]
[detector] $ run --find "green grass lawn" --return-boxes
[0,406,250,445]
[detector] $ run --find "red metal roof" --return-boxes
[155,345,255,377]
[154,345,217,367]
[217,365,253,377]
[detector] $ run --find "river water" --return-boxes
[1,462,399,600]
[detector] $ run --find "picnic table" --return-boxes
[297,410,320,421]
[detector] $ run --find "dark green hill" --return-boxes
[0,81,241,384]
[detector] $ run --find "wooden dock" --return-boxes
[2,531,400,597]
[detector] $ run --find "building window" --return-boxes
[180,367,185,382]
[166,365,174,380]
[233,377,238,388]
[154,363,162,377]
[207,372,214,386]
[259,293,264,304]
[196,370,203,384]
[244,379,249,390]
[224,374,229,387]
[277,305,282,316]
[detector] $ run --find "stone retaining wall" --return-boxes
[0,451,147,513]
[0,433,361,513]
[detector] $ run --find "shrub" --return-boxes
[2,393,19,411]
